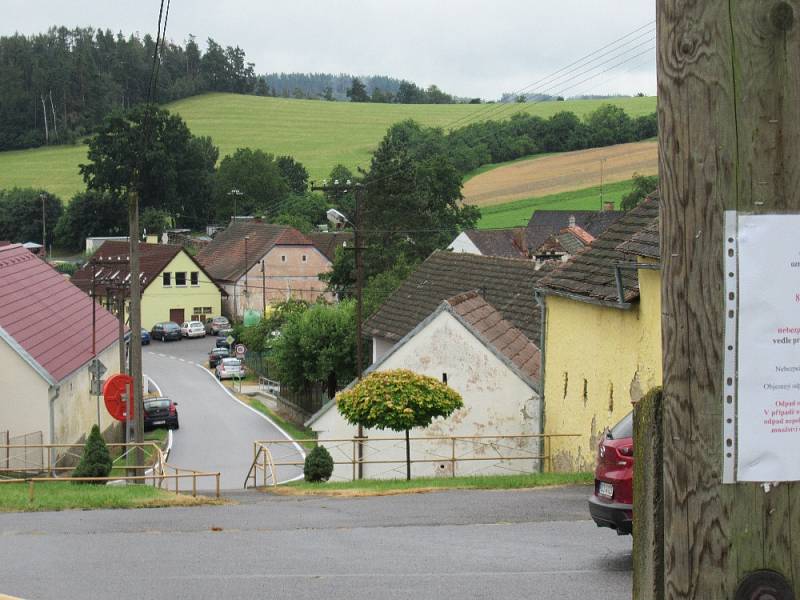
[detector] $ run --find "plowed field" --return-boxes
[463,140,658,207]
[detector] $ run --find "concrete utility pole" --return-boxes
[128,189,144,476]
[655,1,799,598]
[40,193,47,259]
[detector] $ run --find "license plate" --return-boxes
[598,482,614,498]
[153,420,166,426]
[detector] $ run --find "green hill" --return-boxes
[0,93,656,201]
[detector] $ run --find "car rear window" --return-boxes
[145,399,170,409]
[165,323,180,331]
[608,412,633,440]
[221,358,240,366]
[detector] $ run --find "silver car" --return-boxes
[216,357,244,380]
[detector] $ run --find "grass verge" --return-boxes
[109,428,169,476]
[268,472,592,497]
[0,482,221,512]
[229,389,317,451]
[476,180,633,229]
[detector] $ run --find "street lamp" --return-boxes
[228,188,243,222]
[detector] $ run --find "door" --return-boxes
[169,308,185,324]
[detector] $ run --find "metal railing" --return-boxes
[249,433,580,485]
[0,442,221,498]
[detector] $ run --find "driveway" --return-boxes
[143,336,304,489]
[0,486,631,600]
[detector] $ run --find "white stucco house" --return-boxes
[0,244,122,470]
[307,290,543,481]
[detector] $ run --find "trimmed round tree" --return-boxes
[336,369,464,480]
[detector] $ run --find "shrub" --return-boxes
[304,445,334,482]
[72,425,113,483]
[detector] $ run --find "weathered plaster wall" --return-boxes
[234,246,332,318]
[543,268,662,471]
[372,336,394,363]
[0,339,50,439]
[447,233,482,255]
[312,310,541,481]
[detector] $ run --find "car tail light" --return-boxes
[619,445,633,457]
[169,404,176,416]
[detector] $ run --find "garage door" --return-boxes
[169,308,185,324]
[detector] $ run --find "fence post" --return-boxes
[215,473,220,498]
[192,473,197,498]
[633,388,664,600]
[451,438,456,478]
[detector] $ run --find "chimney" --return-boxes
[602,201,614,212]
[568,215,576,227]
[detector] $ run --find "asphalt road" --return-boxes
[142,336,304,489]
[0,486,631,600]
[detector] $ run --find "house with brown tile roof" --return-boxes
[525,209,623,256]
[308,231,354,262]
[363,250,553,363]
[533,220,596,262]
[447,228,528,259]
[306,289,543,480]
[0,244,122,464]
[533,196,662,471]
[72,241,224,330]
[196,221,333,319]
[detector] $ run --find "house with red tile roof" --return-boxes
[196,221,333,319]
[0,244,122,464]
[72,241,225,330]
[307,289,542,481]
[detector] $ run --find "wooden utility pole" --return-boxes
[658,1,799,598]
[128,189,145,475]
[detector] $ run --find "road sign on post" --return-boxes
[88,358,107,380]
[235,344,246,358]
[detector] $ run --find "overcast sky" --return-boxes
[4,1,656,99]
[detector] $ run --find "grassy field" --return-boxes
[0,94,656,200]
[271,472,593,496]
[476,180,634,229]
[0,481,216,512]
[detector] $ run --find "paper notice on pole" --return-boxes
[736,214,800,482]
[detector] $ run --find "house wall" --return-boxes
[447,232,482,255]
[52,342,120,453]
[543,268,662,472]
[312,310,541,481]
[0,339,50,440]
[372,336,394,363]
[233,245,332,318]
[141,251,222,328]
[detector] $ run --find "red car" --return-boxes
[589,411,634,535]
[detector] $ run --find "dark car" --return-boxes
[151,321,182,342]
[215,334,235,349]
[589,411,634,535]
[208,347,230,368]
[205,316,230,335]
[143,397,179,430]
[124,328,151,345]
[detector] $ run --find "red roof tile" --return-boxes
[0,245,119,383]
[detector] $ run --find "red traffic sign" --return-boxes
[235,344,247,357]
[103,374,135,421]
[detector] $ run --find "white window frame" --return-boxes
[190,271,199,286]
[175,272,187,287]
[162,272,171,287]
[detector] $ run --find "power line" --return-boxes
[146,0,167,104]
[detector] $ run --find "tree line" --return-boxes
[0,27,256,151]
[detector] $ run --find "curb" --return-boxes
[195,364,306,484]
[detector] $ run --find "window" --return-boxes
[162,272,171,287]
[281,255,287,262]
[203,307,213,314]
[175,272,187,287]
[193,307,203,314]
[190,271,199,286]
[442,373,448,385]
[302,254,307,263]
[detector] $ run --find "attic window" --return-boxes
[162,272,171,287]
[175,272,187,287]
[190,271,199,286]
[302,254,307,262]
[442,373,448,385]
[281,255,287,262]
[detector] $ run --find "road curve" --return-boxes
[143,337,304,489]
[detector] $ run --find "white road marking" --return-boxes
[194,363,306,484]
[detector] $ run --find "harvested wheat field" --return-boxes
[463,140,658,207]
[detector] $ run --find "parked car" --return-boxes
[124,328,151,345]
[181,321,206,338]
[151,321,182,342]
[215,335,236,349]
[588,411,634,535]
[205,316,230,335]
[216,357,244,380]
[143,397,179,430]
[208,347,230,368]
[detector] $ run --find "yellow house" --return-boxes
[535,196,661,471]
[72,241,225,330]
